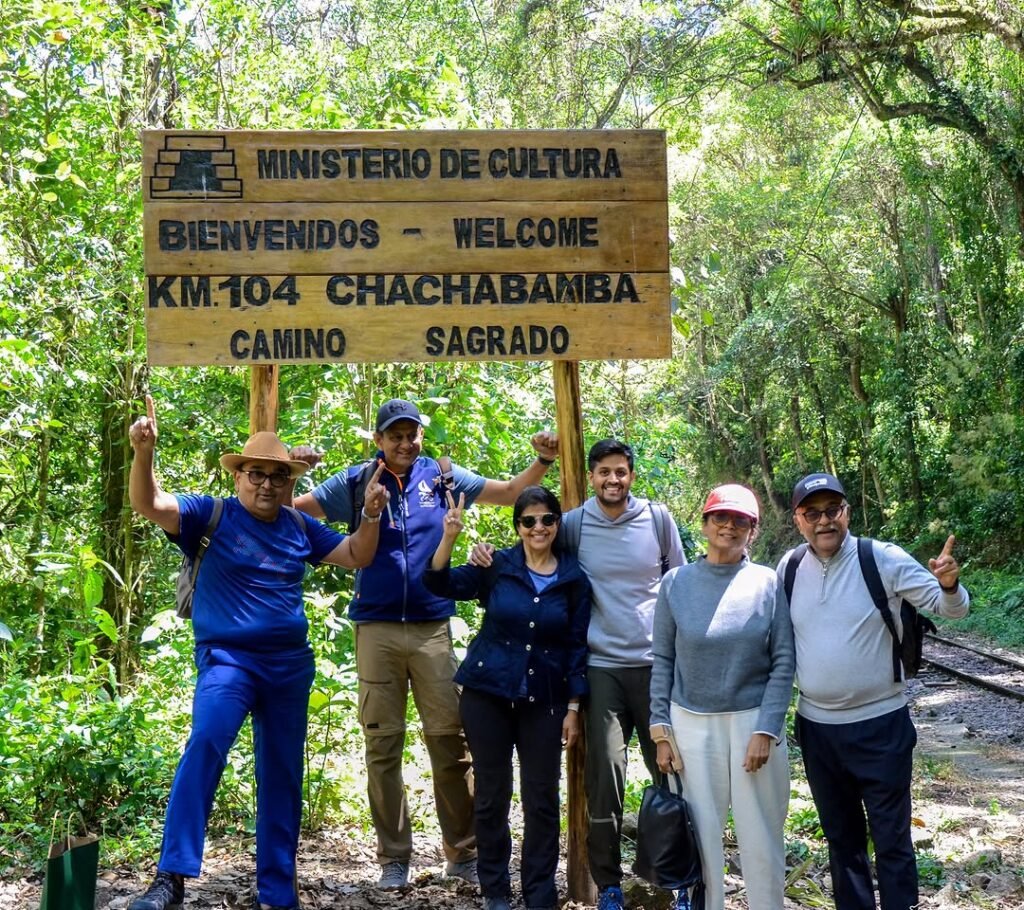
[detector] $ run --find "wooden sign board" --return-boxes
[142,130,671,365]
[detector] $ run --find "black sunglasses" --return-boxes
[707,512,754,530]
[798,504,847,523]
[517,513,559,529]
[244,469,290,488]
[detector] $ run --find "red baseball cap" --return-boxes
[702,484,760,522]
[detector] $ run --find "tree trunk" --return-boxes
[796,342,835,475]
[743,388,786,518]
[848,349,885,511]
[789,396,809,472]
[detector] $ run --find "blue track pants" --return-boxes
[157,645,314,907]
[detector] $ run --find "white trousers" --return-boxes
[669,704,789,910]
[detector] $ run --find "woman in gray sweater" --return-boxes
[650,484,794,910]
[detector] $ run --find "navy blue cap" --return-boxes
[792,473,847,509]
[375,399,423,432]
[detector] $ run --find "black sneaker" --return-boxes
[128,872,185,910]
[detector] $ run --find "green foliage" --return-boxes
[0,0,1023,875]
[938,569,1024,648]
[916,850,947,889]
[0,667,180,871]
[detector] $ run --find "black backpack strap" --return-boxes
[436,454,454,492]
[782,543,808,603]
[856,536,902,683]
[649,501,674,575]
[194,497,224,572]
[348,459,378,533]
[560,507,583,555]
[178,497,224,620]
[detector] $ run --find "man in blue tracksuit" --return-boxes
[293,398,559,890]
[126,396,386,910]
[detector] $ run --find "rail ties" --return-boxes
[921,633,1024,703]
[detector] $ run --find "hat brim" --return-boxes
[376,415,424,432]
[219,453,309,478]
[703,503,759,521]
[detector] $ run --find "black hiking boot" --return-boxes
[128,871,185,910]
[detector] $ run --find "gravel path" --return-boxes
[4,630,1023,909]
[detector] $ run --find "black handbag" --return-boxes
[633,772,705,909]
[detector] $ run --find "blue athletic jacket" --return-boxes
[313,454,464,622]
[424,543,592,706]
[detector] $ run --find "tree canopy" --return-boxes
[1,0,1022,868]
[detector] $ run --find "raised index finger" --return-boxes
[145,394,156,423]
[940,534,956,558]
[370,460,386,485]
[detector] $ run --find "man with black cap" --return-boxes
[292,398,559,891]
[126,396,387,910]
[780,472,969,910]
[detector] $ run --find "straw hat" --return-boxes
[219,431,310,478]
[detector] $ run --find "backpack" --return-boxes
[782,537,937,681]
[561,501,676,576]
[347,455,453,533]
[175,498,308,620]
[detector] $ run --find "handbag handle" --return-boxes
[664,770,684,796]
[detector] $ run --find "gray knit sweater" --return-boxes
[650,556,795,739]
[571,496,686,668]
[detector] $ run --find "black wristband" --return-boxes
[940,581,959,593]
[537,455,555,466]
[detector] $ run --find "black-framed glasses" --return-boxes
[798,503,847,523]
[245,469,290,488]
[707,512,754,530]
[517,513,559,529]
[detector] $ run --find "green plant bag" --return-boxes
[40,816,99,910]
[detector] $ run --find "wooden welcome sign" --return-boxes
[142,130,670,365]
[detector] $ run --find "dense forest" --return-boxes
[1,0,1023,872]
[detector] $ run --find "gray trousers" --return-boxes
[584,665,661,889]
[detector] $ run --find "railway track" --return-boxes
[921,633,1024,703]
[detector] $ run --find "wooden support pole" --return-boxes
[250,365,279,433]
[553,360,595,904]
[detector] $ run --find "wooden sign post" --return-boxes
[553,359,591,900]
[141,129,671,899]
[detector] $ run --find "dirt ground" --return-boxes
[4,688,1023,910]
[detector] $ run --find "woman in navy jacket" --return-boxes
[425,485,591,910]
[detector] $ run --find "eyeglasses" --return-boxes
[707,512,754,530]
[244,469,290,488]
[798,503,847,523]
[517,513,559,529]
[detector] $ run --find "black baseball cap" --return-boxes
[375,399,423,432]
[792,472,847,509]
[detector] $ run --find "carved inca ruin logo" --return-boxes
[149,135,242,199]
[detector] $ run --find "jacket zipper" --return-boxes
[382,464,409,621]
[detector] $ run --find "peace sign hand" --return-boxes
[443,490,466,540]
[129,394,159,453]
[362,461,390,520]
[928,534,960,590]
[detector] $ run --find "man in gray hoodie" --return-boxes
[567,439,686,910]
